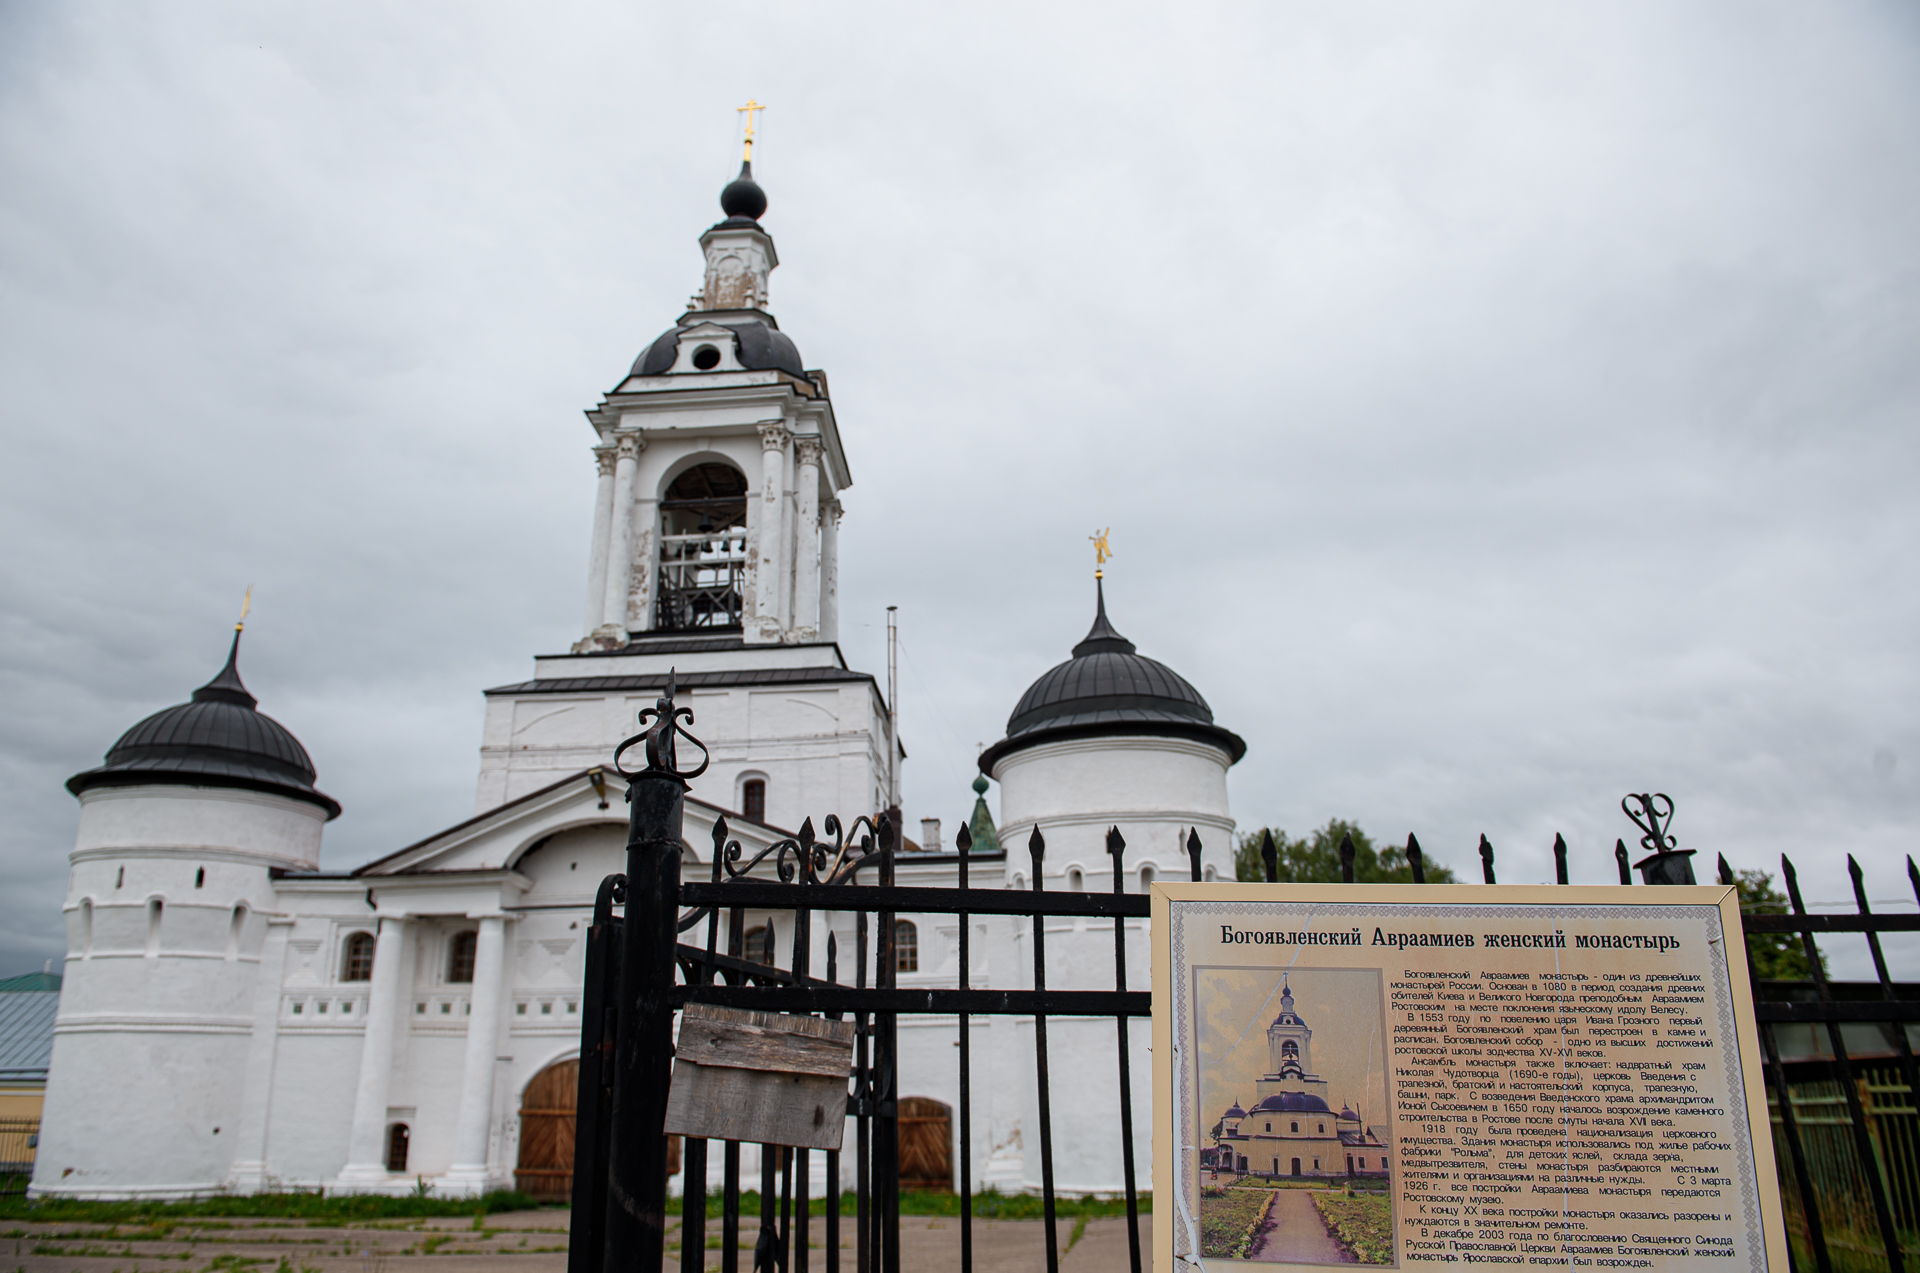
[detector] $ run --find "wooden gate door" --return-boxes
[897,1096,952,1191]
[517,1059,578,1200]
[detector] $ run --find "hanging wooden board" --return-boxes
[663,1002,856,1151]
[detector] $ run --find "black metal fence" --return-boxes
[0,1117,37,1195]
[566,684,1917,1273]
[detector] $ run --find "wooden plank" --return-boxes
[674,1002,855,1078]
[662,1059,850,1151]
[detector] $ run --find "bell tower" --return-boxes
[474,137,892,836]
[572,155,848,653]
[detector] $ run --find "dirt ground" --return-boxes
[5,1209,1154,1273]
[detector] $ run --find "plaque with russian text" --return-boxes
[1151,884,1787,1273]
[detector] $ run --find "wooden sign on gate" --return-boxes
[663,1003,856,1151]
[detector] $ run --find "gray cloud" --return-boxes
[4,1,1917,980]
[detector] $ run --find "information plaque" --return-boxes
[1151,883,1789,1272]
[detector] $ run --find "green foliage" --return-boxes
[1234,820,1458,884]
[1198,1186,1274,1258]
[1313,1191,1394,1263]
[0,1190,543,1223]
[1732,869,1826,982]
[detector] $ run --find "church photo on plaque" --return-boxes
[1151,883,1791,1273]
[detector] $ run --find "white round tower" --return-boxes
[977,578,1244,1193]
[32,630,339,1197]
[980,578,1243,903]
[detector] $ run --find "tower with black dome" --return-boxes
[474,150,887,843]
[979,577,1244,894]
[35,628,339,1197]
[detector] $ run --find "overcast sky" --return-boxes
[4,2,1918,980]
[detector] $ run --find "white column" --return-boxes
[596,434,643,636]
[581,446,617,638]
[337,916,411,1186]
[226,916,293,1192]
[792,436,823,641]
[443,915,507,1193]
[820,498,842,644]
[752,422,790,643]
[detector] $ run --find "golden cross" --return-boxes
[737,99,767,161]
[237,585,253,631]
[1089,528,1112,578]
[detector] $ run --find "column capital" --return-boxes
[826,497,845,524]
[793,434,826,466]
[593,446,618,477]
[758,421,792,451]
[614,433,644,460]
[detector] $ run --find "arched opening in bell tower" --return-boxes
[657,462,749,630]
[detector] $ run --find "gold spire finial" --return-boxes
[737,99,767,162]
[1089,528,1112,579]
[237,585,252,632]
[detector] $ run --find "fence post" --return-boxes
[603,679,700,1273]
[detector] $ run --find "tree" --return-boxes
[1730,869,1825,982]
[1234,819,1459,884]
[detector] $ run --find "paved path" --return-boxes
[7,1209,1152,1273]
[1248,1188,1354,1264]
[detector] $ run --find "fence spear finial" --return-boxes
[1405,833,1425,884]
[1479,834,1496,884]
[1553,833,1569,885]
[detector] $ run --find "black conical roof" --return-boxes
[978,580,1245,773]
[67,631,341,819]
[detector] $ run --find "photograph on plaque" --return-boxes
[1151,883,1790,1273]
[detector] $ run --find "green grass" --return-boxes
[1312,1190,1393,1265]
[1198,1186,1274,1259]
[673,1186,1148,1220]
[0,1190,546,1225]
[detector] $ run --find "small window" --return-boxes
[1318,1123,1325,1133]
[1358,1156,1367,1169]
[1203,864,1218,881]
[1139,864,1157,891]
[441,1002,452,1015]
[386,1123,410,1173]
[416,1003,426,1014]
[743,924,776,965]
[116,866,124,889]
[342,932,375,981]
[317,1001,327,1014]
[895,920,918,973]
[195,867,205,888]
[1066,868,1084,892]
[1265,1122,1271,1132]
[516,1003,527,1015]
[691,344,721,371]
[541,1002,552,1015]
[292,1001,303,1015]
[742,779,766,824]
[1291,1121,1299,1133]
[448,931,478,983]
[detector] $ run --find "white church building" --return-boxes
[31,158,1251,1200]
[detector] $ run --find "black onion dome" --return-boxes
[631,319,805,378]
[978,580,1246,773]
[719,160,767,221]
[67,632,341,819]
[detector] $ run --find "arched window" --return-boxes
[658,463,749,630]
[1291,1121,1300,1133]
[77,898,93,959]
[894,920,918,973]
[226,905,248,960]
[742,779,766,824]
[1203,864,1218,881]
[342,932,376,981]
[1139,863,1157,891]
[1065,867,1084,892]
[195,867,205,889]
[1318,1123,1326,1134]
[386,1123,410,1172]
[742,924,776,965]
[145,898,164,958]
[448,931,478,983]
[1281,1040,1298,1058]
